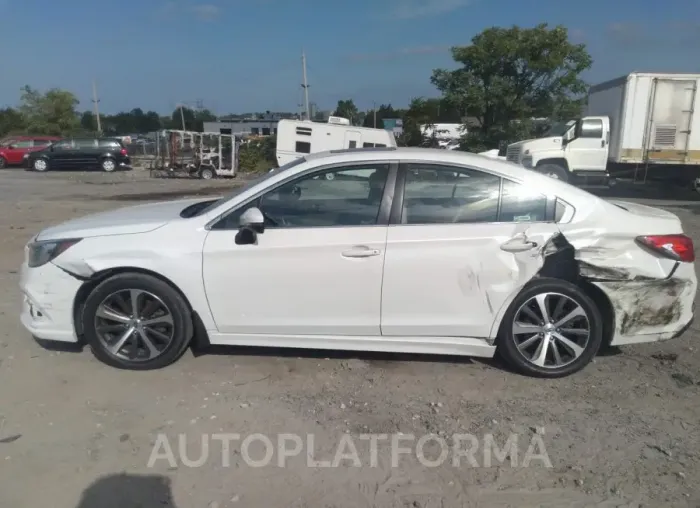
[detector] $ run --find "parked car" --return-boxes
[0,136,61,168]
[25,137,132,172]
[19,147,696,376]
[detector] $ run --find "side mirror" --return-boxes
[235,226,257,245]
[239,206,265,233]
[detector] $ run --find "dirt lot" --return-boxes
[1,168,700,508]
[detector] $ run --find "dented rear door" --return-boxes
[380,163,561,338]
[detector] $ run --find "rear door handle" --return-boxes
[500,240,538,253]
[342,246,381,258]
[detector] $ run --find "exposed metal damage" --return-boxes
[520,228,694,343]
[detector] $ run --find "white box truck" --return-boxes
[505,72,700,185]
[276,118,397,167]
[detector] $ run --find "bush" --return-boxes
[237,136,277,173]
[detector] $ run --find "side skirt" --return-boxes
[207,333,496,358]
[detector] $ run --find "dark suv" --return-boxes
[25,138,132,172]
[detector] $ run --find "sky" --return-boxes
[1,0,699,115]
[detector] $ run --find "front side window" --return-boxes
[218,164,390,229]
[258,164,390,228]
[578,119,603,139]
[34,139,53,147]
[53,140,74,150]
[401,164,500,224]
[11,140,32,148]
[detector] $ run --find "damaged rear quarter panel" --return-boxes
[561,227,697,343]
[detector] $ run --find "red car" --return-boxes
[0,135,61,168]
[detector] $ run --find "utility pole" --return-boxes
[301,51,311,121]
[373,101,377,129]
[91,80,102,133]
[179,104,187,131]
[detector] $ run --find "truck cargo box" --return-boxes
[587,72,700,165]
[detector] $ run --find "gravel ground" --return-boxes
[1,168,700,508]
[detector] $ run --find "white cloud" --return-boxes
[392,0,472,19]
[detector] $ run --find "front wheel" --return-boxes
[32,158,49,172]
[0,156,6,169]
[536,163,569,182]
[497,278,603,378]
[82,273,194,370]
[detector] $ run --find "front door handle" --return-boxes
[342,246,381,258]
[601,139,605,148]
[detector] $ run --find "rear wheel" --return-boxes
[200,167,215,180]
[537,163,569,182]
[0,156,6,169]
[101,158,116,172]
[497,278,603,378]
[82,273,194,370]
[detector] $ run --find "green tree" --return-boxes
[333,100,359,124]
[431,24,592,152]
[397,98,434,147]
[0,107,27,138]
[19,86,80,135]
[170,107,217,132]
[80,111,96,132]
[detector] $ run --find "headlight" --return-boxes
[27,239,82,268]
[524,149,530,155]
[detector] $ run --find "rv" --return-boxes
[505,72,700,186]
[276,117,397,166]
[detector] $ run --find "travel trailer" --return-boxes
[505,72,700,186]
[276,118,397,166]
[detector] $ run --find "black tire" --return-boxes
[32,158,49,172]
[200,168,215,180]
[497,277,603,378]
[536,163,569,182]
[0,156,6,169]
[101,157,117,172]
[82,273,194,370]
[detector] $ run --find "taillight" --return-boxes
[120,148,127,156]
[636,234,695,262]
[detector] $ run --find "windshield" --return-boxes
[543,120,576,138]
[186,156,308,217]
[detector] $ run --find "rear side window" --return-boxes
[75,139,97,149]
[99,139,121,148]
[11,141,33,148]
[499,179,548,222]
[34,139,53,147]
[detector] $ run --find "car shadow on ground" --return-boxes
[75,473,177,508]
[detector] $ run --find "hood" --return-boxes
[517,136,564,152]
[36,198,209,241]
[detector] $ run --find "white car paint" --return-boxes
[19,147,697,370]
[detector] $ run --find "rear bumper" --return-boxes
[596,265,697,346]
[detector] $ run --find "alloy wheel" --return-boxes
[103,159,116,172]
[34,159,47,171]
[94,289,175,362]
[511,292,590,369]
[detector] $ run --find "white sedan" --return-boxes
[19,147,697,377]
